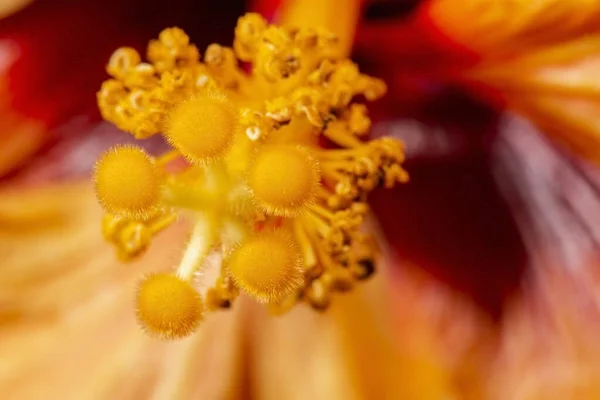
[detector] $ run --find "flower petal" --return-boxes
[426,0,600,163]
[488,114,600,398]
[0,183,245,399]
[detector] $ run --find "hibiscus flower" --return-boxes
[1,1,599,399]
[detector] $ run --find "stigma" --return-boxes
[95,13,408,339]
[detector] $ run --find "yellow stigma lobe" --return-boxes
[227,230,303,303]
[94,145,160,218]
[248,145,320,216]
[165,89,238,163]
[136,273,203,339]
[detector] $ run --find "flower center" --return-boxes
[94,13,409,339]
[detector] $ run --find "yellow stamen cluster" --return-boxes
[95,13,408,339]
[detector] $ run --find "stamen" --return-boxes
[176,215,217,281]
[94,12,408,339]
[292,219,318,269]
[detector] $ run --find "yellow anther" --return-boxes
[233,13,268,61]
[147,27,200,72]
[165,89,238,163]
[305,279,330,311]
[321,267,354,292]
[122,62,158,90]
[136,273,204,339]
[106,47,141,79]
[116,222,152,260]
[205,275,239,311]
[350,258,376,281]
[94,145,160,218]
[346,104,371,136]
[248,144,321,216]
[204,44,242,88]
[227,230,303,303]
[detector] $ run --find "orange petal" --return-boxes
[469,34,600,163]
[427,0,600,163]
[0,183,245,399]
[427,0,600,58]
[244,258,493,399]
[487,116,600,398]
[0,0,32,19]
[488,265,600,400]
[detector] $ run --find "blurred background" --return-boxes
[1,0,600,399]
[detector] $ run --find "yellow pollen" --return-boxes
[227,230,303,303]
[248,144,320,216]
[136,273,204,339]
[165,89,238,163]
[94,145,160,218]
